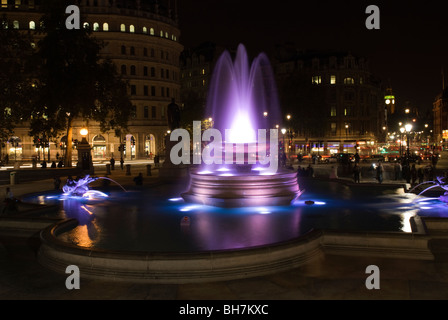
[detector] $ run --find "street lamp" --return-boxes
[400,127,405,159]
[281,128,287,167]
[77,127,93,172]
[405,124,413,163]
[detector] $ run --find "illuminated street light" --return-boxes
[405,124,412,133]
[405,124,413,166]
[80,128,88,137]
[400,127,405,158]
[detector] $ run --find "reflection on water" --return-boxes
[25,179,448,253]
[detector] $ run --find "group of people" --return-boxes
[109,156,125,170]
[394,161,435,185]
[297,165,314,178]
[39,159,64,169]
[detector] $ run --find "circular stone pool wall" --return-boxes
[37,218,433,284]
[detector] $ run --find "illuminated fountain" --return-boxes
[181,44,302,208]
[409,176,448,203]
[61,175,126,200]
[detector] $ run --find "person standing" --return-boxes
[394,161,402,180]
[120,157,124,170]
[376,161,384,184]
[354,152,360,164]
[110,156,115,170]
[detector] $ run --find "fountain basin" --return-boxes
[182,169,302,207]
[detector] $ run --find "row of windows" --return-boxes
[129,85,174,98]
[130,105,166,120]
[117,23,177,41]
[142,106,164,119]
[330,105,371,118]
[120,45,172,62]
[1,0,32,8]
[130,104,166,119]
[121,65,177,80]
[13,20,178,42]
[312,75,363,85]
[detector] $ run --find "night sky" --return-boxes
[178,0,448,114]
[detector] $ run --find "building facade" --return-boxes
[274,47,384,156]
[433,87,448,148]
[1,0,183,162]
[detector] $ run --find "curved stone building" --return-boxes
[1,0,182,162]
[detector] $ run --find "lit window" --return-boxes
[13,20,19,29]
[143,26,147,34]
[311,76,321,84]
[83,22,89,29]
[93,22,99,31]
[330,106,336,117]
[344,106,352,116]
[1,0,7,8]
[29,21,35,30]
[150,28,154,35]
[129,25,135,33]
[120,24,126,32]
[330,75,336,85]
[160,30,163,37]
[165,31,168,38]
[344,77,355,85]
[103,22,109,31]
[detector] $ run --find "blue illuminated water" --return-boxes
[25,179,445,253]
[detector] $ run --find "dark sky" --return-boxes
[178,0,448,114]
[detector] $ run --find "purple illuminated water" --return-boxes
[206,44,281,143]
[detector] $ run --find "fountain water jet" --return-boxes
[181,44,302,208]
[62,175,127,200]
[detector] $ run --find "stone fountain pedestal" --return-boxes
[182,167,302,208]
